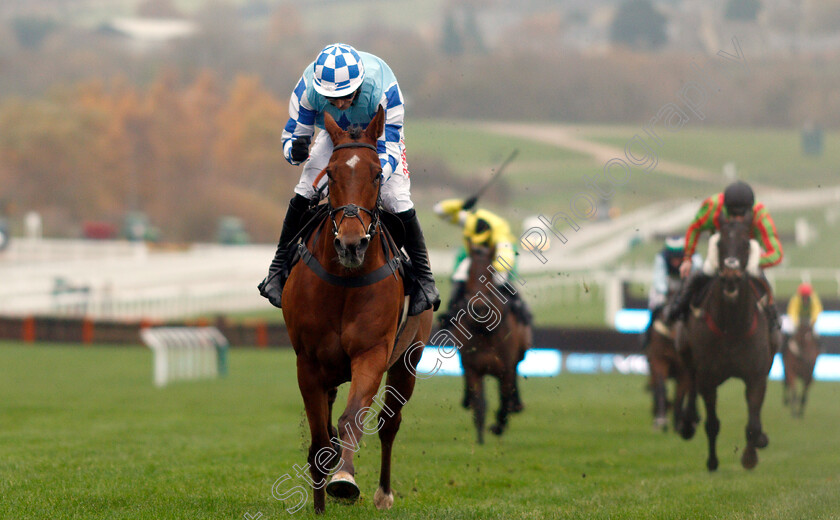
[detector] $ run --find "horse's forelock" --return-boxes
[347,126,364,140]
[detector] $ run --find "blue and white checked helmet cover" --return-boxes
[312,43,365,97]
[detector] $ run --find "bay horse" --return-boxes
[447,244,531,444]
[782,318,820,418]
[281,107,433,513]
[674,214,774,471]
[645,285,690,432]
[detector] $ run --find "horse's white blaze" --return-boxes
[374,487,394,510]
[345,154,360,168]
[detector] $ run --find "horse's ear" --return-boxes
[324,111,344,144]
[364,106,385,143]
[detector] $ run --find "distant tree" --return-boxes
[136,0,184,18]
[462,7,486,53]
[610,0,668,50]
[724,0,761,22]
[441,11,464,56]
[10,17,58,50]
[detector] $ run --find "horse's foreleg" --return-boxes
[296,359,332,513]
[328,349,388,502]
[649,356,669,431]
[742,376,768,470]
[327,387,340,455]
[490,370,515,436]
[678,370,698,440]
[466,369,486,444]
[374,344,421,510]
[699,384,720,471]
[461,376,471,409]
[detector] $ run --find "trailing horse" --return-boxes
[645,312,689,432]
[782,319,820,418]
[445,244,531,444]
[281,108,433,513]
[674,215,774,470]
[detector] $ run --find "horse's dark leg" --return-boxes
[296,357,332,513]
[699,383,720,471]
[678,371,698,440]
[461,376,470,409]
[466,369,486,444]
[490,371,515,436]
[649,355,669,431]
[510,375,524,413]
[741,376,768,470]
[374,344,421,510]
[328,349,388,502]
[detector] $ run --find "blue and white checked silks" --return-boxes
[282,46,408,189]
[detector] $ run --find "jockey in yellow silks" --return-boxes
[786,282,822,330]
[433,197,531,326]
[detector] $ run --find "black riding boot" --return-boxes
[664,272,711,324]
[398,208,441,316]
[437,281,466,330]
[258,194,311,308]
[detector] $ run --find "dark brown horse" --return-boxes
[645,298,690,432]
[446,245,531,444]
[282,108,432,513]
[782,319,820,418]
[674,214,774,471]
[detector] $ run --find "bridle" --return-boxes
[315,141,382,241]
[301,140,401,288]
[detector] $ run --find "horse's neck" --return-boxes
[708,277,755,335]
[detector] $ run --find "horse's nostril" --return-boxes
[359,236,369,248]
[334,237,342,250]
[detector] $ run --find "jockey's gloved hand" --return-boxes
[462,195,478,211]
[290,136,311,163]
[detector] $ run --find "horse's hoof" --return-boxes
[741,447,758,469]
[653,416,668,432]
[489,424,504,436]
[679,422,696,440]
[707,457,719,472]
[756,432,769,449]
[326,471,360,502]
[510,402,525,413]
[374,487,394,510]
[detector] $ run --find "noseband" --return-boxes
[325,142,381,240]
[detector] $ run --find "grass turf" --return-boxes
[2,343,840,519]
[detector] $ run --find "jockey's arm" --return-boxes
[376,82,405,180]
[282,76,316,165]
[680,196,718,277]
[433,199,469,226]
[811,293,824,325]
[787,294,801,328]
[753,204,783,268]
[651,254,669,297]
[491,240,516,278]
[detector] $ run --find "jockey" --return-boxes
[665,181,784,337]
[641,236,702,348]
[786,282,823,332]
[258,43,440,316]
[433,197,532,326]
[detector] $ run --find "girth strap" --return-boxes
[298,242,401,288]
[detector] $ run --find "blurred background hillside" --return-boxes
[0,0,838,244]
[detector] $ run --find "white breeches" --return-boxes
[293,130,413,213]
